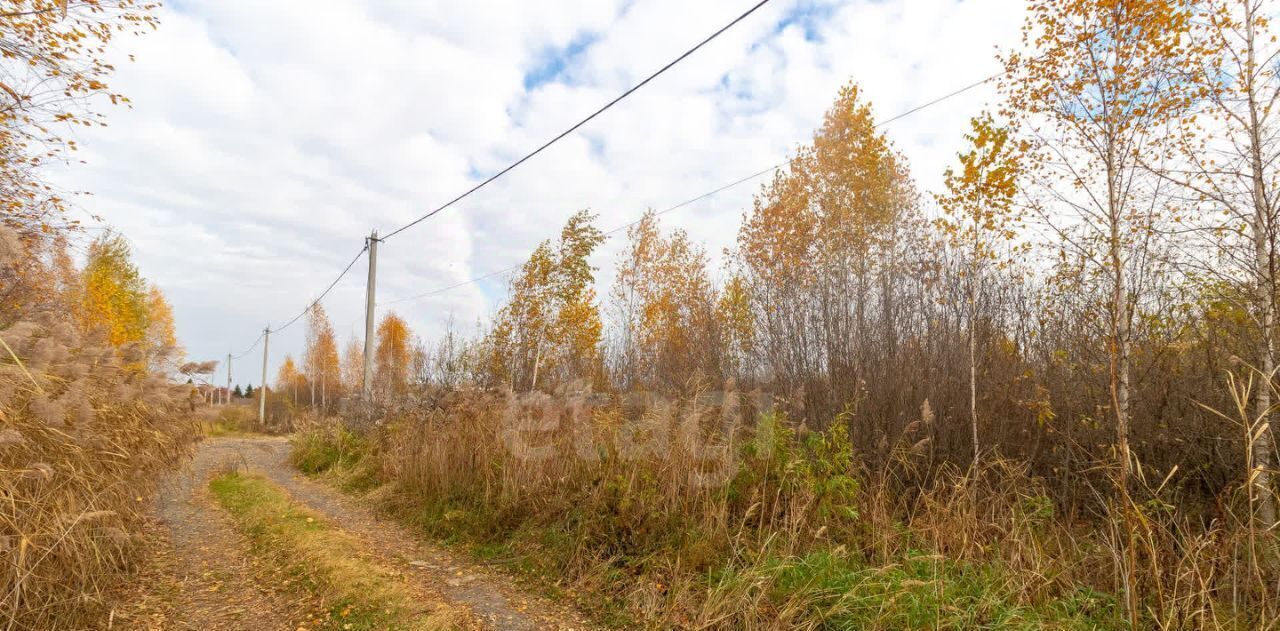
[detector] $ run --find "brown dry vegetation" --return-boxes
[0,1,207,626]
[293,386,1275,630]
[0,229,199,629]
[7,0,1280,628]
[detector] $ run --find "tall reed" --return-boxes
[0,314,198,629]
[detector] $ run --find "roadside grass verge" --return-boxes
[377,496,1117,630]
[747,550,1116,630]
[208,470,461,630]
[292,429,637,625]
[291,423,381,492]
[290,413,1125,630]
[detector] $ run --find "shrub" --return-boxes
[290,421,380,492]
[202,402,260,436]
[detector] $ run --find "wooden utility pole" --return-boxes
[259,326,270,426]
[309,304,316,408]
[362,231,378,401]
[225,352,232,405]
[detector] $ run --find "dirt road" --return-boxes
[111,436,594,631]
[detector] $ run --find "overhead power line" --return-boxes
[231,330,265,360]
[232,3,1034,354]
[270,242,370,334]
[228,242,367,362]
[378,0,775,242]
[877,72,1001,128]
[226,1,773,358]
[382,264,520,307]
[380,69,1002,306]
[602,162,786,237]
[381,162,789,307]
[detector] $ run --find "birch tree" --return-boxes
[1158,0,1280,525]
[936,112,1027,463]
[1003,0,1196,490]
[304,304,341,410]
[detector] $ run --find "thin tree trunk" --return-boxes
[1103,137,1133,489]
[1245,3,1278,525]
[1105,135,1138,629]
[1256,317,1275,525]
[970,254,979,464]
[530,340,542,393]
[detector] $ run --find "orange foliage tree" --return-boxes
[375,312,412,398]
[935,112,1026,461]
[1003,1,1200,620]
[716,274,754,381]
[486,210,604,391]
[736,81,917,418]
[610,210,719,391]
[276,354,305,404]
[143,284,181,372]
[1168,0,1280,527]
[303,304,341,408]
[1002,0,1198,490]
[341,335,364,394]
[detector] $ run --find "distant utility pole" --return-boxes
[259,326,270,425]
[362,230,378,400]
[308,304,316,408]
[225,352,232,405]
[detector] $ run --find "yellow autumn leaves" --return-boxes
[75,232,181,371]
[2,1,158,234]
[485,210,605,391]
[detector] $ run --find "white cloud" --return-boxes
[52,0,1027,384]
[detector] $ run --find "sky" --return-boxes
[52,0,1027,387]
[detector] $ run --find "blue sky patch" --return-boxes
[774,1,837,42]
[523,31,599,90]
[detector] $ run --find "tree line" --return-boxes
[284,0,1280,531]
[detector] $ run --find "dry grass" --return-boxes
[200,403,269,437]
[288,388,1280,629]
[208,469,462,630]
[0,314,199,630]
[295,387,1280,629]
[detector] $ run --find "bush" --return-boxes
[291,422,380,492]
